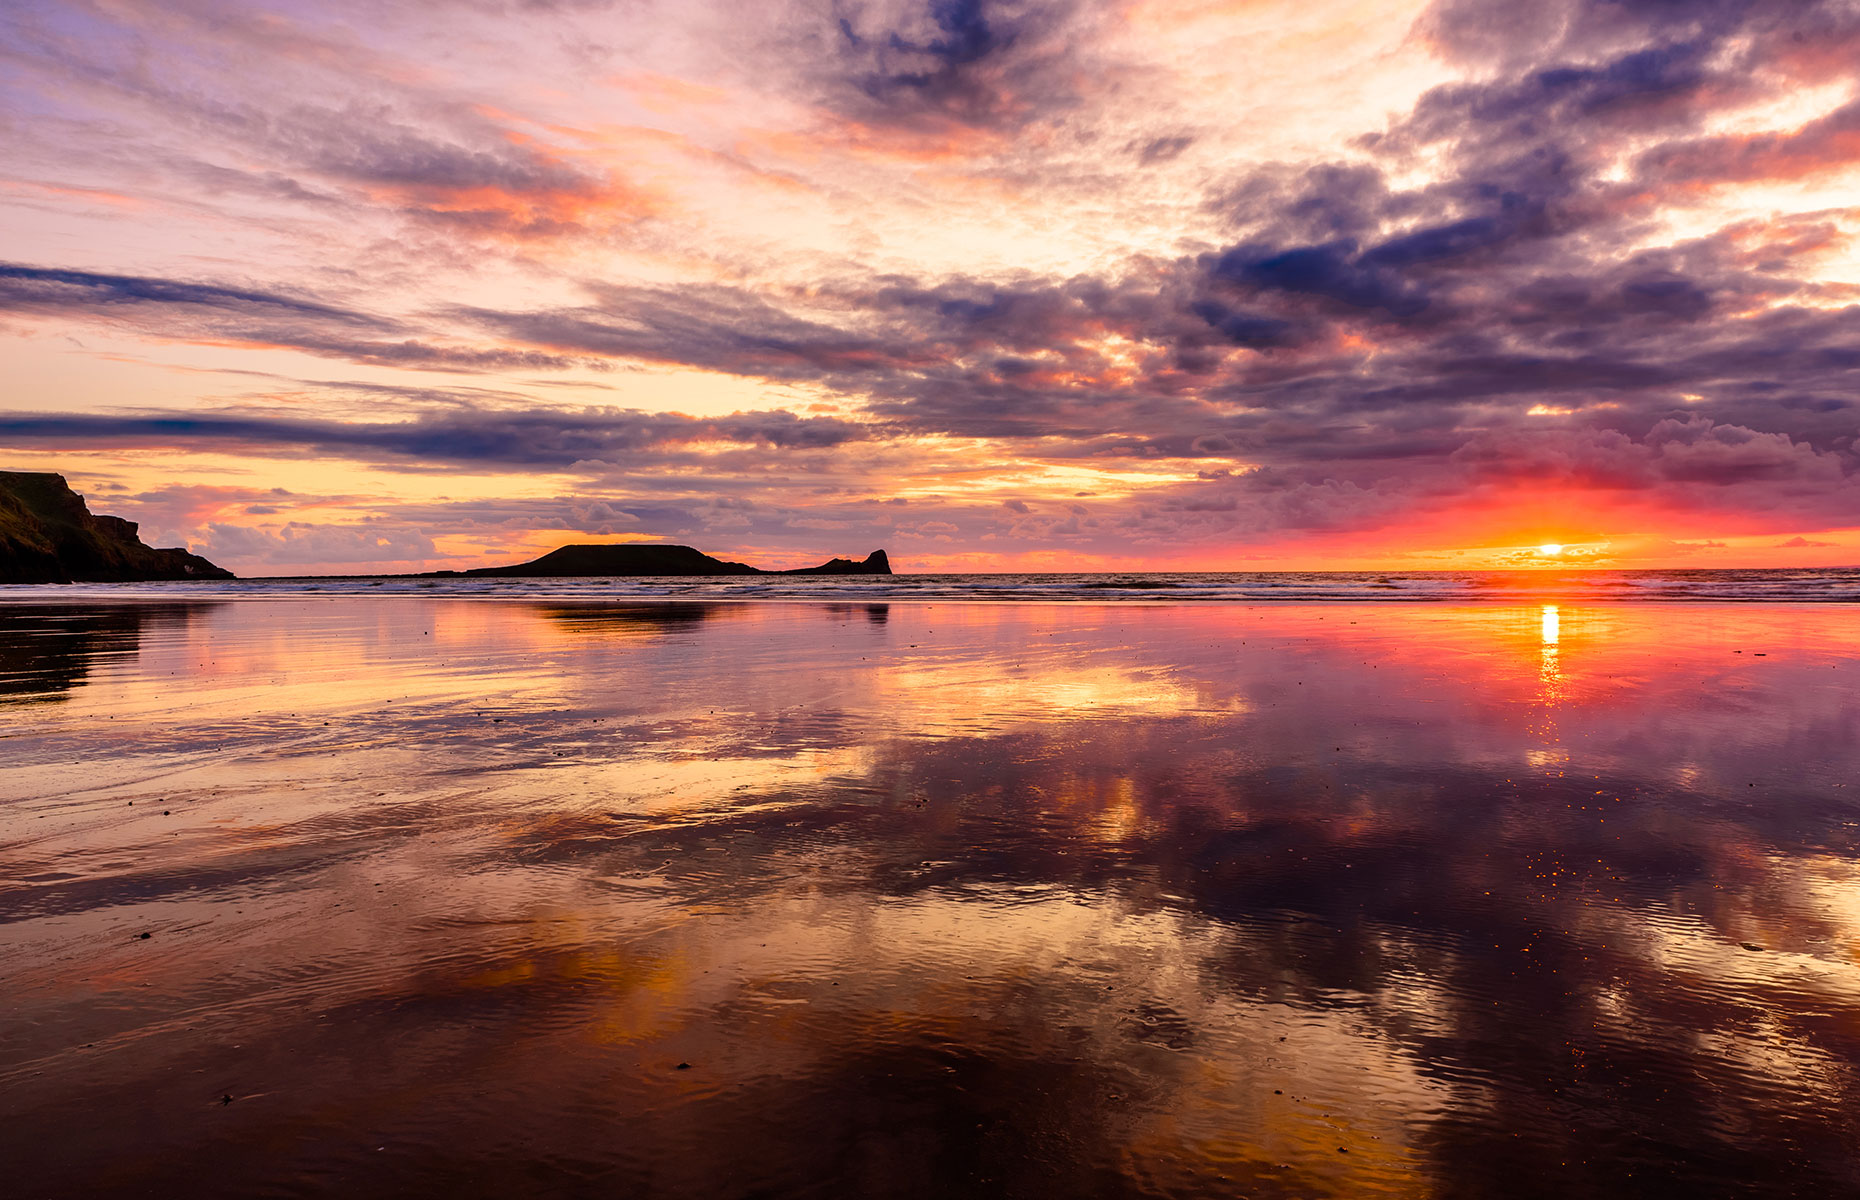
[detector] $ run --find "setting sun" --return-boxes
[1538,544,1565,557]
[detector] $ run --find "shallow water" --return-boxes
[3,598,1858,1197]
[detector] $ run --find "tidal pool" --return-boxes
[2,598,1857,1197]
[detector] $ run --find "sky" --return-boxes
[2,0,1858,575]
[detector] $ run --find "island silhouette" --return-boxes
[445,545,891,578]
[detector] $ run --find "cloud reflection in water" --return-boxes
[1,598,1857,1197]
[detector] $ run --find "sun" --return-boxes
[1537,543,1564,557]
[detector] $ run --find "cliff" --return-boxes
[0,472,235,584]
[457,545,891,578]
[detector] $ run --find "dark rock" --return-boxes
[465,544,758,578]
[1,472,234,584]
[456,544,891,579]
[781,550,891,576]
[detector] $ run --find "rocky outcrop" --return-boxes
[454,544,893,578]
[0,472,234,584]
[781,550,890,575]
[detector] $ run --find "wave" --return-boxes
[5,567,1858,603]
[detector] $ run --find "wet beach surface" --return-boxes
[3,598,1859,1197]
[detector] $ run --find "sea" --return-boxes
[7,564,1858,603]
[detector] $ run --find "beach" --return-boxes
[4,594,1859,1197]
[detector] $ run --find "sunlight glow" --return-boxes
[1538,605,1564,706]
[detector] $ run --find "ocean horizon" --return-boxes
[4,565,1857,604]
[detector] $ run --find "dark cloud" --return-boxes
[1134,135,1192,165]
[0,406,873,468]
[459,284,921,379]
[1208,240,1434,320]
[0,263,383,326]
[1635,96,1860,189]
[0,260,594,372]
[1451,418,1847,491]
[816,0,1080,133]
[1188,300,1299,350]
[301,116,593,198]
[1416,0,1826,73]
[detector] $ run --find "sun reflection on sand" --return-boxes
[1538,604,1563,706]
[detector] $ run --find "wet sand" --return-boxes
[3,598,1858,1197]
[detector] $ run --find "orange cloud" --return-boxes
[1,180,145,210]
[608,72,735,114]
[356,174,659,240]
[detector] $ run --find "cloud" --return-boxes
[819,0,1083,135]
[0,261,596,372]
[0,405,874,468]
[199,520,439,566]
[1450,417,1849,495]
[284,108,656,238]
[0,263,383,326]
[1208,240,1434,320]
[1135,135,1192,165]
